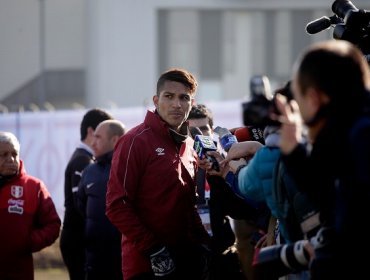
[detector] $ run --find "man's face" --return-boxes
[188,117,212,136]
[0,142,20,176]
[92,124,115,158]
[153,80,194,131]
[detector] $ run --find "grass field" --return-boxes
[33,237,69,280]
[35,268,68,280]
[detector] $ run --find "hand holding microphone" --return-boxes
[190,127,220,171]
[214,125,264,166]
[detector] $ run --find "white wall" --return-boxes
[0,0,86,102]
[0,0,39,99]
[45,0,86,69]
[2,0,369,109]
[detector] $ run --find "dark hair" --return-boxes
[80,108,113,141]
[296,40,370,112]
[156,68,198,96]
[188,104,214,128]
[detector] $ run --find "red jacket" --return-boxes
[106,110,209,279]
[0,161,61,280]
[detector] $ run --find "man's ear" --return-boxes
[112,135,120,147]
[153,95,159,109]
[87,127,95,137]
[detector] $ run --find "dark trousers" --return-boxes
[60,228,85,280]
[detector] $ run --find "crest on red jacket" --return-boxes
[11,185,23,198]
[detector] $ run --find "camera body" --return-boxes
[306,0,370,60]
[242,76,293,128]
[242,75,278,128]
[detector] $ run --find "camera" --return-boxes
[242,75,275,127]
[242,76,292,127]
[306,0,370,61]
[253,227,332,279]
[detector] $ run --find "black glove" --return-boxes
[149,246,175,277]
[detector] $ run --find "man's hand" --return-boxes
[199,151,230,177]
[220,141,263,166]
[149,247,175,277]
[228,158,247,174]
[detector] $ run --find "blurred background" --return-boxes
[3,0,364,113]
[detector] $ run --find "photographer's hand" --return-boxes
[274,94,303,154]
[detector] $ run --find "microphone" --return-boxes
[190,126,220,171]
[234,126,265,144]
[213,126,238,152]
[306,15,342,34]
[190,126,203,140]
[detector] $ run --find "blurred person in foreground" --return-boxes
[60,108,113,280]
[77,120,126,280]
[275,39,370,279]
[0,131,61,280]
[106,68,211,280]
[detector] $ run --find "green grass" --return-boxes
[35,268,68,280]
[33,237,69,279]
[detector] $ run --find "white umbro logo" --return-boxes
[87,183,94,189]
[155,147,165,155]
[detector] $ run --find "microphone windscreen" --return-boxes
[234,127,265,144]
[234,127,252,142]
[306,16,331,34]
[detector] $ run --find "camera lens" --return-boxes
[280,241,310,271]
[332,0,358,19]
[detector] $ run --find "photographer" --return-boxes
[276,39,370,279]
[223,81,305,243]
[214,81,317,280]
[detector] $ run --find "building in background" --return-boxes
[1,0,367,112]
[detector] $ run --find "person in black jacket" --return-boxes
[77,119,126,280]
[276,40,370,279]
[60,108,113,280]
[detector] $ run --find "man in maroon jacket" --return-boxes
[106,68,211,280]
[0,131,61,280]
